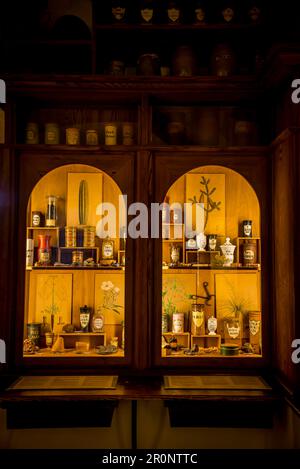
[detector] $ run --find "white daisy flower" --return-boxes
[101,281,114,291]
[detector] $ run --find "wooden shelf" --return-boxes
[163,239,184,243]
[6,75,261,103]
[27,226,59,230]
[95,23,261,32]
[5,39,93,46]
[59,247,98,250]
[59,333,105,336]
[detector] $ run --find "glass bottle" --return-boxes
[46,195,58,227]
[37,234,51,266]
[41,315,51,336]
[92,307,105,333]
[102,237,114,260]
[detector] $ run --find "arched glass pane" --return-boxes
[24,164,126,359]
[161,165,262,359]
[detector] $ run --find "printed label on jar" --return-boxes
[141,9,153,22]
[192,311,204,328]
[227,324,240,339]
[39,251,50,263]
[168,8,180,22]
[93,318,104,330]
[103,244,113,257]
[249,320,260,336]
[244,249,255,261]
[172,313,184,333]
[80,314,89,329]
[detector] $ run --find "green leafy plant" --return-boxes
[189,176,221,230]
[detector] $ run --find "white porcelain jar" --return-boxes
[220,237,236,266]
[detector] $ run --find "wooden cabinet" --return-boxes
[0,3,300,406]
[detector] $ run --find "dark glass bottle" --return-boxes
[80,305,91,332]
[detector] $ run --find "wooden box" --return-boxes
[163,332,190,349]
[191,334,221,349]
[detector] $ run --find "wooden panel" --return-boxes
[166,165,260,240]
[30,164,120,231]
[67,172,103,227]
[196,270,216,332]
[71,270,96,327]
[186,173,226,236]
[215,272,261,341]
[164,375,271,390]
[272,130,299,394]
[9,375,118,390]
[94,272,125,323]
[28,272,73,326]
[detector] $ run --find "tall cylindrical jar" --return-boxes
[65,227,77,248]
[249,311,261,354]
[38,235,51,265]
[104,123,118,145]
[83,226,96,247]
[45,123,60,144]
[172,312,184,333]
[26,123,39,144]
[46,195,58,227]
[190,303,205,335]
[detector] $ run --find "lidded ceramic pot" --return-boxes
[137,53,160,76]
[196,232,207,251]
[220,237,236,266]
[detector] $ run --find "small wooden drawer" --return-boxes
[163,332,190,348]
[191,334,221,349]
[186,250,220,265]
[60,332,106,350]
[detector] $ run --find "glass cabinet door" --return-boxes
[23,163,128,361]
[160,164,262,360]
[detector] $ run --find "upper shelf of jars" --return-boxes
[1,1,287,77]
